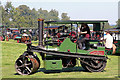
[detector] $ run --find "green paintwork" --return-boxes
[114,40,120,53]
[105,40,120,55]
[59,38,77,53]
[97,47,105,51]
[105,49,113,55]
[59,38,105,56]
[106,40,120,55]
[90,42,99,44]
[44,60,62,70]
[116,47,120,53]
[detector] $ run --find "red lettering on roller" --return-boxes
[114,41,118,43]
[89,51,104,55]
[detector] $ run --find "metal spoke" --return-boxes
[25,66,32,73]
[22,56,26,63]
[17,68,21,72]
[16,65,23,68]
[16,65,22,71]
[22,69,25,74]
[25,63,31,66]
[24,59,28,64]
[19,60,23,64]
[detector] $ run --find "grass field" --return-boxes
[1,40,120,78]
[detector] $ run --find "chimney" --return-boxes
[38,18,44,47]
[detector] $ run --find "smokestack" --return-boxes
[38,18,44,47]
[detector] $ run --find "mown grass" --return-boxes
[1,40,120,78]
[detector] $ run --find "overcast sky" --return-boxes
[1,0,120,25]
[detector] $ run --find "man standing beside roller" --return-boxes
[101,31,116,54]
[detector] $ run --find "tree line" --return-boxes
[1,2,119,29]
[1,2,70,28]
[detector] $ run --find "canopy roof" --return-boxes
[44,25,68,29]
[44,26,61,29]
[105,27,120,32]
[45,19,108,24]
[9,28,18,30]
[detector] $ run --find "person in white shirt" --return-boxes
[101,31,113,49]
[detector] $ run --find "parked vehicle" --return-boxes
[0,25,9,41]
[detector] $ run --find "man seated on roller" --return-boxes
[78,23,90,50]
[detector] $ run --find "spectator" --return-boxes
[101,31,113,49]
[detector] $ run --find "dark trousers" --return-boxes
[78,36,90,50]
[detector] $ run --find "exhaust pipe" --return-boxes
[38,18,44,47]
